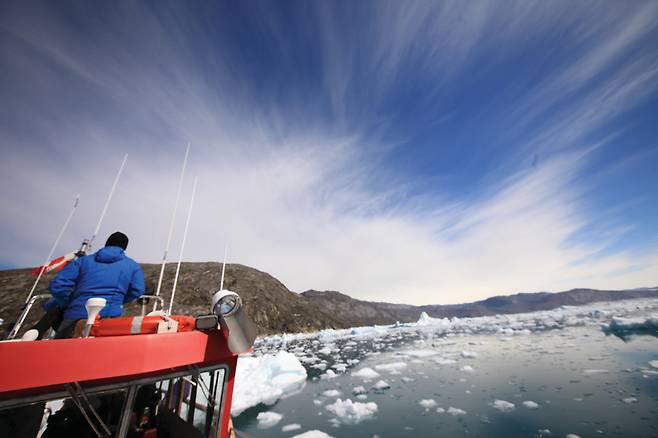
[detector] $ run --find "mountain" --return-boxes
[0,262,656,338]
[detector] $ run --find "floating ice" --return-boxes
[282,424,302,432]
[491,400,515,412]
[522,400,539,409]
[291,431,333,438]
[325,398,378,424]
[434,357,457,365]
[447,407,466,416]
[566,434,582,438]
[649,360,658,369]
[436,407,445,413]
[352,386,367,395]
[622,397,638,404]
[320,370,338,380]
[374,362,407,372]
[352,367,380,379]
[232,351,307,416]
[400,349,438,358]
[537,429,551,435]
[356,394,368,400]
[460,365,475,373]
[419,399,437,410]
[583,369,608,375]
[461,351,478,358]
[372,380,390,390]
[606,315,658,331]
[322,389,341,397]
[257,411,283,428]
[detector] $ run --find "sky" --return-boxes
[1,1,657,305]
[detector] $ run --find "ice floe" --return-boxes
[257,411,283,428]
[282,423,302,432]
[232,351,307,416]
[322,389,341,397]
[491,399,515,412]
[325,398,378,424]
[372,380,390,390]
[419,399,437,410]
[447,407,466,416]
[352,367,380,379]
[374,362,407,372]
[352,386,367,395]
[291,431,333,438]
[522,400,539,409]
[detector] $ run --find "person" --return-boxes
[47,231,145,338]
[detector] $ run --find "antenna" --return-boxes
[167,177,198,315]
[25,194,80,304]
[220,245,228,291]
[84,153,128,253]
[153,143,190,311]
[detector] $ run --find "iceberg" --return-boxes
[232,351,307,416]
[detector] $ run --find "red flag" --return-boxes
[31,251,76,276]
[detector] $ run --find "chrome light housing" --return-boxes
[211,290,257,353]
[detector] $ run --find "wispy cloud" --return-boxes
[1,1,657,304]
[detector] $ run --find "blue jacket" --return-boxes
[48,246,145,320]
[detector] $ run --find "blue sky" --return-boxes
[1,1,657,304]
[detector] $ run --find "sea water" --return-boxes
[233,300,658,437]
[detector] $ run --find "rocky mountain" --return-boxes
[1,262,656,338]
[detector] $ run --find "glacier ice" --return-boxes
[325,398,378,424]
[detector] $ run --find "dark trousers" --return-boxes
[54,319,83,339]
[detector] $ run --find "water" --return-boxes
[235,301,658,437]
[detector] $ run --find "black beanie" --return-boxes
[105,232,129,250]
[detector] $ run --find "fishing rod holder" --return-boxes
[6,294,51,340]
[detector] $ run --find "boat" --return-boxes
[0,289,257,438]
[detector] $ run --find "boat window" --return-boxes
[0,387,127,438]
[128,368,226,438]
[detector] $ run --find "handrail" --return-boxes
[6,294,51,340]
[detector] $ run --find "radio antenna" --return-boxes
[168,177,198,315]
[154,143,190,311]
[80,153,128,254]
[25,194,80,304]
[220,245,228,291]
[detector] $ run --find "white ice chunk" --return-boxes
[460,365,475,373]
[566,434,582,438]
[401,349,437,358]
[322,389,341,398]
[461,351,478,358]
[282,423,302,432]
[447,407,466,416]
[325,398,378,424]
[522,401,539,409]
[649,360,658,369]
[232,351,307,416]
[622,397,638,404]
[352,367,380,380]
[352,386,367,395]
[257,411,283,428]
[372,380,390,390]
[583,369,608,374]
[320,370,338,380]
[374,362,407,372]
[419,399,437,410]
[291,431,334,438]
[491,400,515,412]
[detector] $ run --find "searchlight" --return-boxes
[211,290,257,354]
